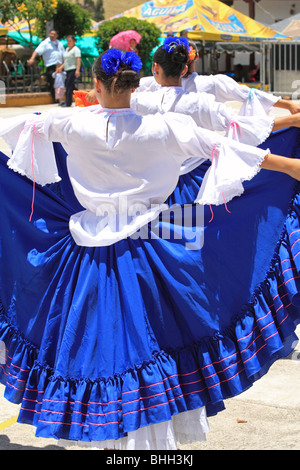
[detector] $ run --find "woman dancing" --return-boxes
[0,49,300,450]
[130,37,300,146]
[137,39,300,117]
[83,38,300,148]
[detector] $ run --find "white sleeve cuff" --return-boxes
[195,140,269,206]
[0,114,60,186]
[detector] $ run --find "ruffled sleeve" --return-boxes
[163,112,270,207]
[206,74,280,116]
[182,92,275,147]
[0,113,60,186]
[0,107,106,187]
[238,87,280,116]
[194,137,270,206]
[225,114,275,146]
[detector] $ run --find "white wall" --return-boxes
[232,0,300,25]
[229,1,300,67]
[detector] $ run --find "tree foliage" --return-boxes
[0,0,57,50]
[35,0,92,38]
[95,17,161,74]
[94,0,105,22]
[82,0,104,22]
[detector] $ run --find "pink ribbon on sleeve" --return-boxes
[227,121,241,140]
[17,121,43,222]
[209,144,231,224]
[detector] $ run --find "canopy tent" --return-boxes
[5,18,35,34]
[0,17,99,66]
[6,32,41,48]
[0,19,35,47]
[2,17,99,39]
[269,13,300,40]
[0,18,40,48]
[4,33,99,66]
[93,0,289,43]
[0,25,8,37]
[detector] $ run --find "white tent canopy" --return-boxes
[269,13,300,40]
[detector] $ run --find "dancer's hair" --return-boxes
[92,49,141,94]
[152,37,190,78]
[184,40,199,78]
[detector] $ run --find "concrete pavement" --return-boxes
[0,102,299,451]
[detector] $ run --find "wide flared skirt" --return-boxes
[0,128,300,444]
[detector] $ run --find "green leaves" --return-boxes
[34,0,92,39]
[95,17,161,74]
[0,0,57,50]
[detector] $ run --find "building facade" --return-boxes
[225,1,300,25]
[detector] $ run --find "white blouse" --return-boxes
[182,73,280,116]
[137,74,280,116]
[131,86,274,147]
[0,107,269,247]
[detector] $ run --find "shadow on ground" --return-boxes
[0,434,64,451]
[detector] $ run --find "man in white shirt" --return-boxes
[27,29,65,103]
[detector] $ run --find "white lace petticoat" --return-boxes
[57,406,209,450]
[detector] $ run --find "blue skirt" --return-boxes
[0,128,300,442]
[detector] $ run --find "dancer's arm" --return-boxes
[260,153,300,181]
[272,112,300,132]
[273,99,300,115]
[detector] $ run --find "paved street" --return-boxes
[0,101,299,451]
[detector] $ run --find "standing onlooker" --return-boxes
[127,38,139,54]
[60,36,81,107]
[52,64,66,105]
[27,30,65,103]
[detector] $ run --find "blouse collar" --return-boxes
[100,108,136,115]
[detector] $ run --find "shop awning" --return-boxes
[0,25,8,37]
[93,0,290,43]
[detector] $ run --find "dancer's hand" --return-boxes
[86,89,97,105]
[286,158,300,181]
[287,102,300,115]
[261,153,300,181]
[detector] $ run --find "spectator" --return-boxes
[128,38,139,55]
[59,35,81,107]
[52,64,66,105]
[234,63,249,83]
[27,29,65,102]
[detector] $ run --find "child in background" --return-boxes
[52,64,66,105]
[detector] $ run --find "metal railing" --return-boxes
[0,59,94,95]
[1,61,46,94]
[260,40,300,98]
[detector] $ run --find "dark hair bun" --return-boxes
[171,45,189,65]
[115,68,140,91]
[152,44,189,78]
[92,56,140,94]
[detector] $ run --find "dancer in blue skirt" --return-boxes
[0,49,300,450]
[137,39,300,117]
[130,37,300,147]
[85,38,300,148]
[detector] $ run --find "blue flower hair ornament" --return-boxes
[101,49,143,76]
[162,36,190,54]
